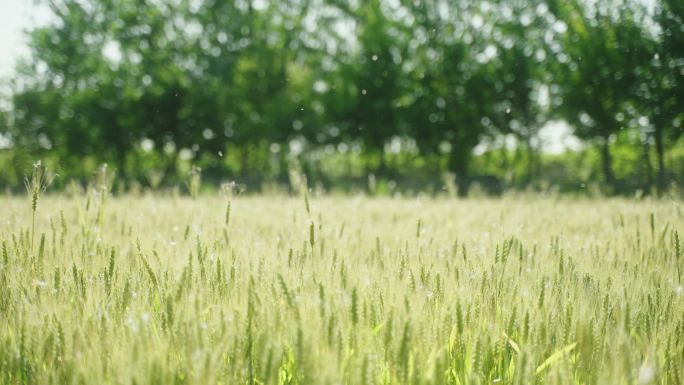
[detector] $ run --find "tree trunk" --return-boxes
[654,124,667,196]
[599,138,616,193]
[641,141,653,193]
[377,151,388,178]
[115,147,127,183]
[163,151,179,186]
[525,137,536,187]
[500,144,510,186]
[278,148,289,185]
[513,142,523,188]
[240,146,250,179]
[449,144,470,197]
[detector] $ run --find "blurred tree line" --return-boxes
[0,0,683,196]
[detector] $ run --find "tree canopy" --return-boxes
[1,0,682,195]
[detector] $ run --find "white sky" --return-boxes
[0,0,33,77]
[0,0,578,153]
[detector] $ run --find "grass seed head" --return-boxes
[25,160,54,212]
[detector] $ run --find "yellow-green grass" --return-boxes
[1,194,683,384]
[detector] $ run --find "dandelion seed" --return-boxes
[126,316,139,333]
[638,365,655,384]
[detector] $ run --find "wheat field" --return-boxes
[1,189,683,384]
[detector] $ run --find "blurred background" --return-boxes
[0,0,682,196]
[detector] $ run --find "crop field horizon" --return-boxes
[2,0,683,383]
[1,190,684,384]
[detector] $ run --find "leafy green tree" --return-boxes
[328,0,409,175]
[492,0,550,185]
[400,0,497,194]
[632,0,684,193]
[548,0,644,191]
[3,0,683,195]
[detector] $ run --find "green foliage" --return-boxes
[0,0,683,195]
